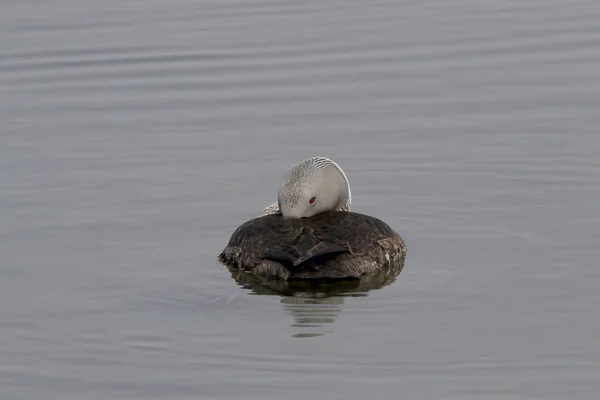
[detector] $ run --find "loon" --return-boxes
[218,157,406,281]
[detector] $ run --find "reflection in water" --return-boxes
[229,259,404,337]
[282,296,343,338]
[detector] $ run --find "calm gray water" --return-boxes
[2,0,600,398]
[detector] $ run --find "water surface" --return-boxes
[2,0,600,399]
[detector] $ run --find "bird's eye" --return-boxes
[309,197,316,205]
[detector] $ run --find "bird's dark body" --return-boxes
[218,211,406,281]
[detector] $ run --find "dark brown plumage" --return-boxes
[218,211,406,281]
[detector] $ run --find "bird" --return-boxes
[218,157,406,281]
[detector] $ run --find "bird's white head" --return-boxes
[277,157,352,219]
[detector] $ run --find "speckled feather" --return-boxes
[219,211,406,281]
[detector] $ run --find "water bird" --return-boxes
[219,157,406,281]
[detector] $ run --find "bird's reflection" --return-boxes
[228,258,404,338]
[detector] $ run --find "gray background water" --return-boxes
[2,0,600,398]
